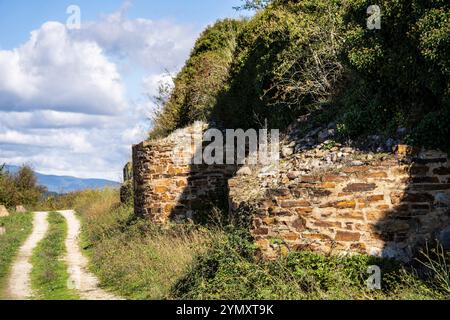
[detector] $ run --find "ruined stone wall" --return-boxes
[132,119,450,261]
[132,123,236,223]
[229,148,450,261]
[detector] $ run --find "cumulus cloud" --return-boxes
[0,2,197,180]
[0,22,127,115]
[73,3,196,73]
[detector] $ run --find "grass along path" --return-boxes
[30,212,79,300]
[0,212,34,299]
[6,212,49,300]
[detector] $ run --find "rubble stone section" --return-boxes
[132,124,236,223]
[229,148,450,261]
[120,161,133,204]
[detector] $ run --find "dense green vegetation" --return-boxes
[152,0,450,150]
[150,19,245,138]
[0,212,33,299]
[0,165,46,209]
[30,212,79,300]
[338,0,450,147]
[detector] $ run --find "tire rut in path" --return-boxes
[7,212,49,300]
[59,210,121,300]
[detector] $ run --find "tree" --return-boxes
[0,165,46,208]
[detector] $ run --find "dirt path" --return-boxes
[7,212,49,300]
[59,210,121,300]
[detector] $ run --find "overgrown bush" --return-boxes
[150,19,245,138]
[0,165,46,208]
[338,0,450,146]
[172,229,446,300]
[149,0,449,152]
[214,0,345,130]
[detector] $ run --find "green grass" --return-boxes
[80,204,213,300]
[30,212,79,300]
[170,228,448,300]
[0,212,33,299]
[63,189,450,300]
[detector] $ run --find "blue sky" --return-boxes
[0,0,248,181]
[0,0,243,48]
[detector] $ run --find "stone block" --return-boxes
[411,184,450,191]
[343,166,369,174]
[280,200,311,208]
[433,167,450,175]
[0,205,9,217]
[343,183,376,192]
[410,165,430,175]
[322,175,345,182]
[411,177,440,184]
[313,220,342,228]
[367,195,384,202]
[253,227,269,235]
[15,205,26,213]
[335,231,361,242]
[336,211,364,220]
[367,172,388,178]
[333,200,356,209]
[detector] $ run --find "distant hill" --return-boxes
[4,165,120,194]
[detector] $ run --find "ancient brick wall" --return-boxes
[132,123,236,223]
[229,148,450,261]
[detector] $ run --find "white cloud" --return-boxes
[0,110,113,129]
[73,3,196,73]
[0,2,198,181]
[0,22,127,115]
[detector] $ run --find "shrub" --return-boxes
[339,0,450,145]
[214,0,345,130]
[172,229,445,300]
[150,19,244,138]
[0,165,46,208]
